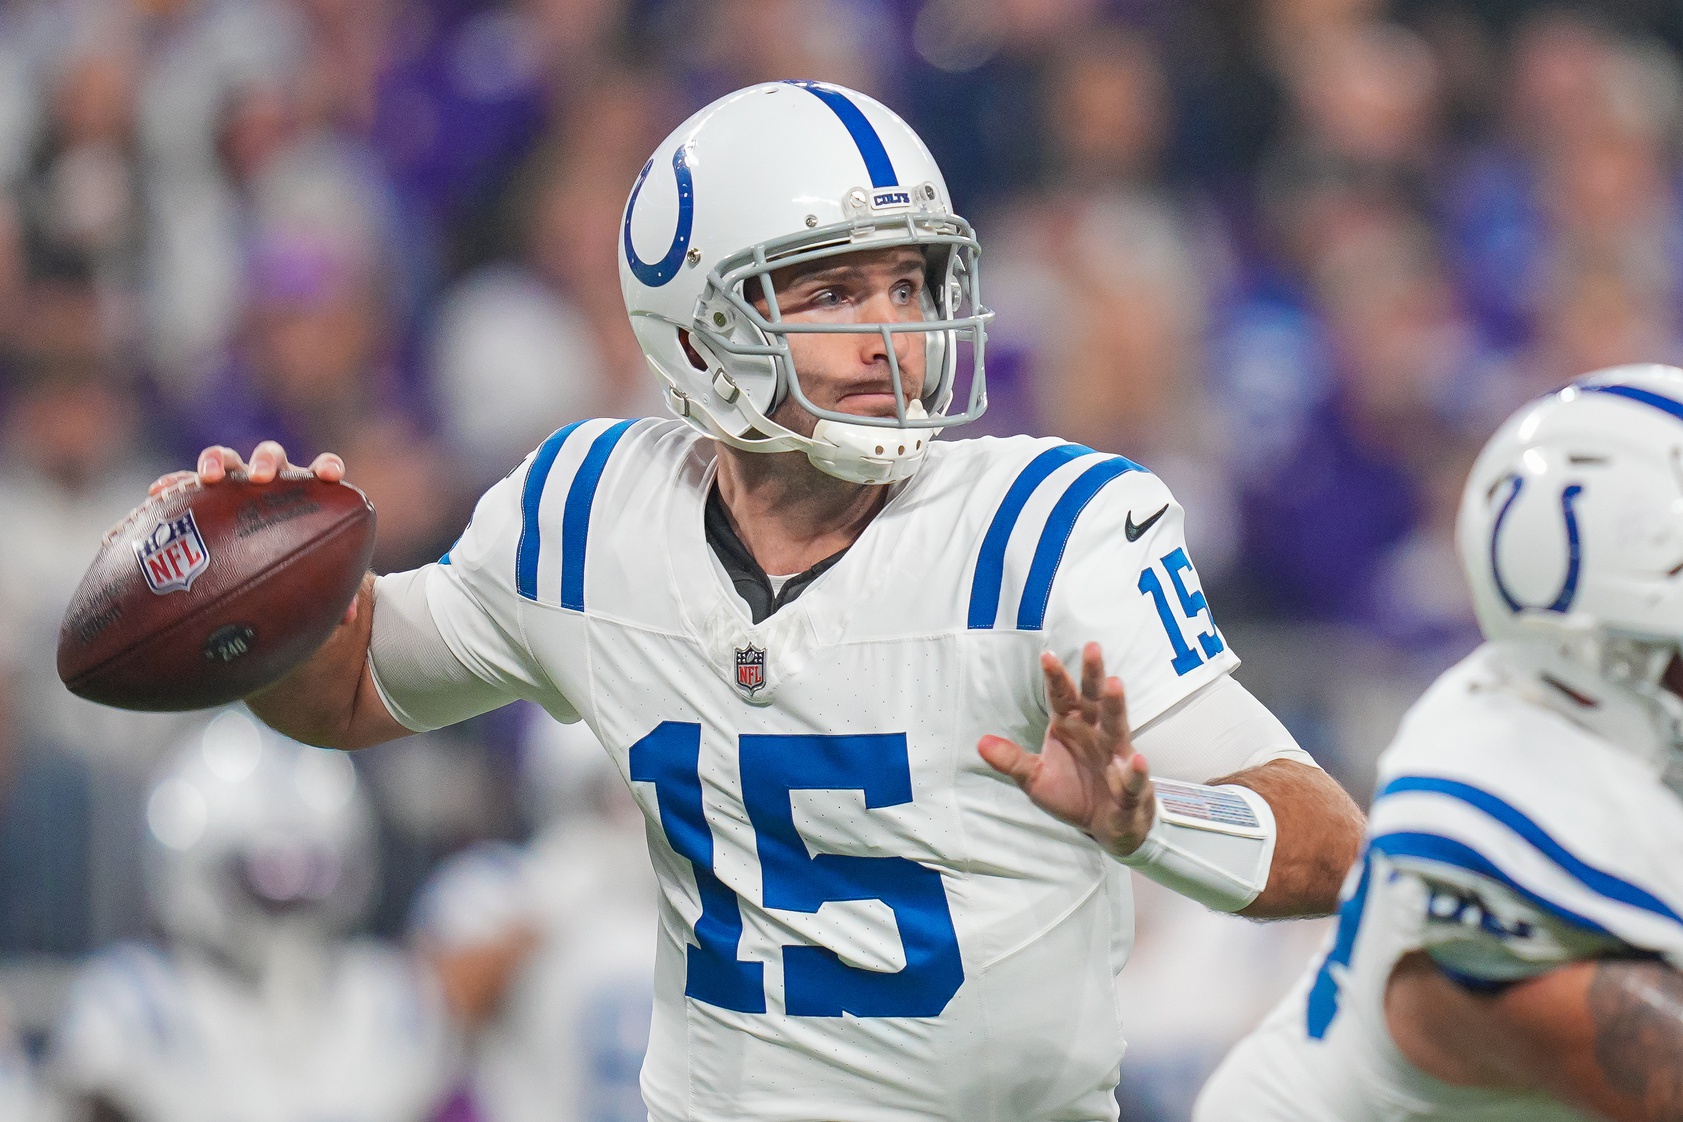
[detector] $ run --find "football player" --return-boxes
[410,708,656,1122]
[1194,363,1683,1122]
[154,83,1363,1121]
[46,711,456,1122]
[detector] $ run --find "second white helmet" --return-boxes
[143,711,378,967]
[618,81,992,485]
[1458,363,1683,769]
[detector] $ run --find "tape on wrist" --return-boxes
[1112,779,1277,912]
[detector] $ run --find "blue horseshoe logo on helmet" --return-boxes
[623,144,695,288]
[1490,475,1585,613]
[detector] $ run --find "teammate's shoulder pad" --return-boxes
[1369,770,1683,962]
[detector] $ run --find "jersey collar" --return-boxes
[703,485,851,625]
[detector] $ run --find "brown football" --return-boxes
[57,471,376,712]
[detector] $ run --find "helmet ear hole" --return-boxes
[678,329,710,372]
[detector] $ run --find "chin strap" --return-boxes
[1495,637,1683,790]
[805,401,938,485]
[1112,779,1278,913]
[1603,638,1683,789]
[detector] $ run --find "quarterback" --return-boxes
[157,83,1362,1121]
[1195,364,1683,1122]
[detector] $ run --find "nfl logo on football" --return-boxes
[134,512,211,595]
[735,644,766,696]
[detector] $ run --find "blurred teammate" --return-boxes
[412,711,655,1122]
[1196,363,1683,1121]
[0,995,49,1122]
[156,83,1363,1120]
[47,711,456,1122]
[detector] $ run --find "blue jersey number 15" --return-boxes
[1138,547,1224,676]
[628,722,965,1018]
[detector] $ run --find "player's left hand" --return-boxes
[978,643,1156,858]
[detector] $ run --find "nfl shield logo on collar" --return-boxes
[735,644,766,696]
[134,510,211,595]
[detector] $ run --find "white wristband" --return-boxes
[1113,780,1277,912]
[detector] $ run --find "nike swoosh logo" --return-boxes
[1125,503,1169,542]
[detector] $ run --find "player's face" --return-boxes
[753,246,929,437]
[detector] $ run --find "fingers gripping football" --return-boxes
[149,443,346,496]
[978,643,1157,858]
[148,443,355,628]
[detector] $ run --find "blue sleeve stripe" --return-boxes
[1378,775,1683,925]
[967,444,1093,630]
[1371,831,1610,934]
[559,419,637,611]
[1581,383,1683,423]
[1306,846,1374,1038]
[515,420,588,601]
[1436,966,1517,994]
[787,81,898,189]
[1016,456,1145,631]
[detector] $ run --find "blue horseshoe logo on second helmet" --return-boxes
[623,144,695,288]
[1489,475,1585,614]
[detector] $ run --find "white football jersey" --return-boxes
[1196,643,1683,1122]
[379,418,1289,1122]
[48,941,456,1122]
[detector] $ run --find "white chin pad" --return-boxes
[807,402,938,485]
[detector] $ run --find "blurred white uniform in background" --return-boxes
[46,712,457,1122]
[1114,876,1331,1122]
[412,710,657,1122]
[0,995,52,1122]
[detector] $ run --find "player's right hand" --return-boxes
[147,442,357,628]
[148,441,347,495]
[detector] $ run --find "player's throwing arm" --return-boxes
[142,441,412,749]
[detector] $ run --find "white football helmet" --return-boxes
[1458,363,1683,775]
[143,711,378,969]
[618,80,992,485]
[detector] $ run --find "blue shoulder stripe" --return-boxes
[1378,775,1683,925]
[1582,382,1683,423]
[1016,456,1145,631]
[967,444,1093,629]
[1371,831,1610,934]
[559,419,637,611]
[787,81,898,189]
[515,421,588,600]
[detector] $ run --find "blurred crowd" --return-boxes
[2,0,1681,1118]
